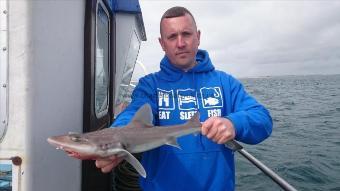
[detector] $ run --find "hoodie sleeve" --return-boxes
[223,74,273,144]
[111,74,158,127]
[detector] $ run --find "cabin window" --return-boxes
[95,4,110,118]
[83,0,114,190]
[84,0,113,131]
[114,30,140,116]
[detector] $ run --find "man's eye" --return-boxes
[183,32,192,37]
[167,35,176,40]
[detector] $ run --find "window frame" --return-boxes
[83,0,115,190]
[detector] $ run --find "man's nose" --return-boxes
[176,36,186,48]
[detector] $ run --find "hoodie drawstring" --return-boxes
[192,71,205,150]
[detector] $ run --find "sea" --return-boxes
[236,74,340,191]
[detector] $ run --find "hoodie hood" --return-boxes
[157,49,215,82]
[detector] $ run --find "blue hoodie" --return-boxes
[112,49,273,191]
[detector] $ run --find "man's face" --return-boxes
[159,14,201,71]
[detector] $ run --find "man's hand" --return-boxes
[95,155,123,173]
[201,117,236,144]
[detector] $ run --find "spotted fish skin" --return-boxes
[47,104,201,178]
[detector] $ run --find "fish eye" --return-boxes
[69,134,82,142]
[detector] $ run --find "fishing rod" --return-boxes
[225,140,297,191]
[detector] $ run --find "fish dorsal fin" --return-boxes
[185,111,201,128]
[112,148,147,178]
[130,104,153,127]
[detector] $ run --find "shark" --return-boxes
[47,103,201,178]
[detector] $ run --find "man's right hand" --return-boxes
[95,155,123,173]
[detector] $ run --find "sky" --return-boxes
[133,0,340,79]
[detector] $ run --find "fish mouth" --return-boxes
[64,150,85,159]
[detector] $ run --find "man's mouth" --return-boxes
[176,51,189,56]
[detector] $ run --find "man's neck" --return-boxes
[179,61,197,72]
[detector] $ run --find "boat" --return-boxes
[0,1,299,190]
[0,0,146,190]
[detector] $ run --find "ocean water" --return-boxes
[236,75,340,191]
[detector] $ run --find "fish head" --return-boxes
[47,133,98,160]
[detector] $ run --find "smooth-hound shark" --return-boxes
[47,104,201,178]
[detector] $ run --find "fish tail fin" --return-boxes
[129,103,154,127]
[185,111,201,128]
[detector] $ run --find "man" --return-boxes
[96,6,272,191]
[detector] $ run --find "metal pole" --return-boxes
[237,149,297,191]
[225,140,297,191]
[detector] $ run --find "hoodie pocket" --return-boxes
[144,150,234,191]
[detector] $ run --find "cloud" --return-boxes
[135,1,340,78]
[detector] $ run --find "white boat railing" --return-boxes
[0,0,8,143]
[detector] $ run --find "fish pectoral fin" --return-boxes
[115,149,146,178]
[165,137,182,150]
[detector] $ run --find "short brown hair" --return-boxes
[160,6,197,34]
[161,6,196,24]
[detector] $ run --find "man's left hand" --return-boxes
[201,117,235,144]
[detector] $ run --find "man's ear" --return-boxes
[159,37,166,51]
[197,30,201,46]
